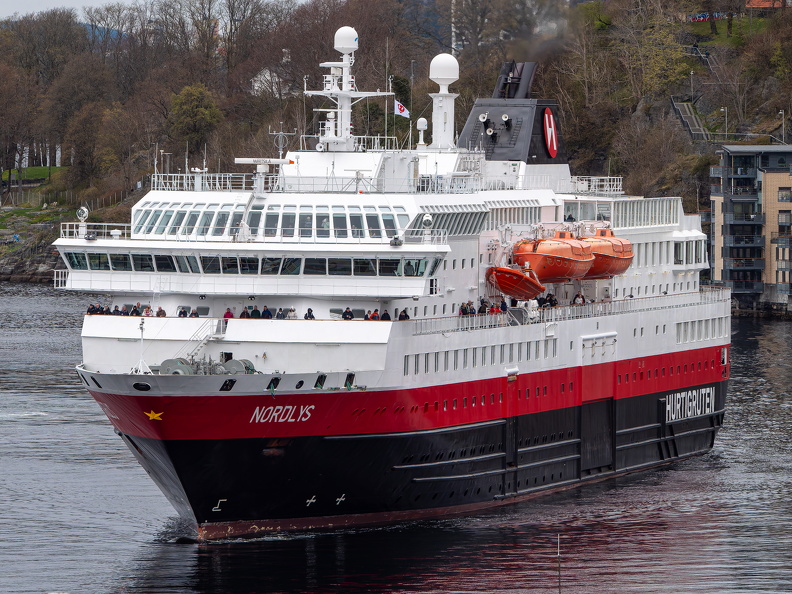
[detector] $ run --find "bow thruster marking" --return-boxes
[306,495,317,506]
[212,499,227,512]
[336,494,346,505]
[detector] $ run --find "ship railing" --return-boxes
[558,176,624,196]
[410,287,731,335]
[412,312,511,335]
[173,318,226,360]
[151,173,257,192]
[60,222,132,239]
[53,269,69,288]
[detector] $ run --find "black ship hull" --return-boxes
[117,381,727,539]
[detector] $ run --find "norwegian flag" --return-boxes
[394,100,410,118]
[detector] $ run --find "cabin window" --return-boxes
[230,212,244,237]
[133,211,152,233]
[155,211,174,235]
[304,258,327,275]
[353,258,377,276]
[212,212,230,236]
[132,254,155,272]
[183,211,200,235]
[200,256,221,274]
[154,255,177,272]
[87,253,111,270]
[197,211,214,236]
[281,257,302,275]
[281,210,296,237]
[261,257,282,274]
[316,211,330,238]
[329,258,352,275]
[381,213,397,237]
[299,213,313,238]
[240,257,258,274]
[365,213,382,238]
[264,212,279,237]
[144,210,163,233]
[109,254,132,271]
[333,213,348,238]
[247,210,262,236]
[168,211,187,235]
[349,210,364,237]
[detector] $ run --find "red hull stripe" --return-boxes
[90,344,729,441]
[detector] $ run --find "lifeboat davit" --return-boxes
[580,228,634,279]
[513,231,594,284]
[486,266,546,300]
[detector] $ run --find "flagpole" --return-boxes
[385,38,389,149]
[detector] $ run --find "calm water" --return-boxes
[1,282,791,593]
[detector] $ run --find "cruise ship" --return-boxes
[53,27,730,540]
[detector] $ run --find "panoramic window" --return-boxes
[281,257,302,275]
[132,254,155,272]
[221,257,239,274]
[109,254,132,271]
[144,210,163,233]
[264,211,280,237]
[353,258,376,276]
[154,255,177,272]
[212,212,230,236]
[168,211,187,235]
[328,258,352,275]
[87,253,110,270]
[304,258,327,275]
[240,257,258,274]
[200,256,221,273]
[261,257,282,274]
[197,211,214,236]
[183,211,200,235]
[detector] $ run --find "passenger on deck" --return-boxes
[223,308,234,319]
[304,308,315,320]
[87,304,97,314]
[500,297,508,312]
[381,310,391,321]
[543,294,558,308]
[342,307,354,320]
[275,308,285,319]
[364,310,372,320]
[398,309,410,321]
[572,291,586,305]
[189,309,200,317]
[489,303,501,314]
[250,305,261,319]
[143,306,153,316]
[178,307,188,317]
[286,307,298,319]
[239,308,251,318]
[156,307,167,317]
[370,309,380,320]
[459,303,469,316]
[112,305,121,315]
[478,301,488,314]
[130,305,141,316]
[121,306,130,315]
[404,260,415,276]
[261,306,273,319]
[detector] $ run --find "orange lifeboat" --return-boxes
[486,266,546,300]
[580,228,634,279]
[513,231,594,284]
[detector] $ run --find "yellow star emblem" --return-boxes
[145,410,164,421]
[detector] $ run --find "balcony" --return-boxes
[776,260,792,271]
[723,235,765,247]
[726,280,764,293]
[699,210,712,223]
[710,166,757,178]
[723,213,764,225]
[771,232,792,246]
[723,258,764,270]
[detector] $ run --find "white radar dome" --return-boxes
[429,53,459,93]
[416,117,428,131]
[334,26,359,54]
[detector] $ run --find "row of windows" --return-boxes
[616,357,718,385]
[676,317,729,344]
[614,280,698,299]
[65,252,441,277]
[612,197,679,229]
[404,339,559,376]
[132,203,411,239]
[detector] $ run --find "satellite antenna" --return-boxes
[76,207,89,222]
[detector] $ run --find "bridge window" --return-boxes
[200,256,221,274]
[144,210,163,233]
[109,254,132,271]
[281,208,296,237]
[353,258,376,276]
[379,259,400,276]
[132,254,155,272]
[299,212,313,238]
[212,211,230,236]
[316,209,330,238]
[381,213,397,237]
[261,257,281,274]
[329,258,352,275]
[221,257,239,274]
[349,209,364,237]
[281,257,302,275]
[304,258,327,275]
[134,210,152,233]
[365,212,382,237]
[168,211,187,235]
[230,212,244,237]
[264,211,279,237]
[154,255,177,272]
[183,211,200,235]
[175,255,200,273]
[247,209,262,236]
[240,257,258,274]
[154,211,174,235]
[197,211,214,236]
[88,253,110,270]
[333,211,348,238]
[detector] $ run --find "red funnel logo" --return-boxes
[543,108,558,158]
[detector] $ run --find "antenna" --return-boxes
[133,318,152,375]
[270,122,297,160]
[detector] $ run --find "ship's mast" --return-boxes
[304,26,393,152]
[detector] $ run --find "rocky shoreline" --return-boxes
[0,231,62,283]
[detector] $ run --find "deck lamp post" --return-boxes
[721,107,728,140]
[780,110,785,144]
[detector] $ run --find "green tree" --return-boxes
[169,84,223,154]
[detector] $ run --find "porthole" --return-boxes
[132,382,151,391]
[295,380,304,389]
